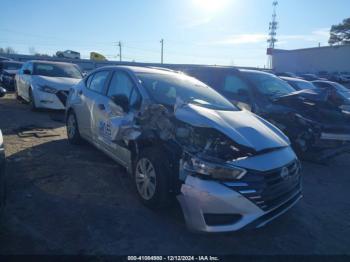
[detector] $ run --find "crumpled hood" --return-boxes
[175,103,290,152]
[32,75,81,91]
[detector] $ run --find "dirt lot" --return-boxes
[0,93,349,255]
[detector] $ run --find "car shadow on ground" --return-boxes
[1,137,322,255]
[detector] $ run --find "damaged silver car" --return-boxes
[65,66,302,233]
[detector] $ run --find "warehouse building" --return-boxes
[271,45,350,74]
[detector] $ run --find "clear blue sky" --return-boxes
[0,0,349,67]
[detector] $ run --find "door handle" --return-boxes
[98,104,105,111]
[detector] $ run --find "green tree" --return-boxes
[329,18,350,45]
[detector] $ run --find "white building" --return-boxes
[271,45,350,73]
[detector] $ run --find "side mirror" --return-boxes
[0,87,7,97]
[111,95,129,113]
[23,69,31,75]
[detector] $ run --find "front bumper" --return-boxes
[177,148,302,233]
[178,176,302,233]
[34,89,69,110]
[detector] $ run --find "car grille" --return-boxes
[224,160,302,211]
[56,91,69,106]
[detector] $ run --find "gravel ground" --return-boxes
[0,93,350,255]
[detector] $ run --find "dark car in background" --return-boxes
[0,61,23,91]
[276,72,300,78]
[170,66,350,161]
[299,74,326,81]
[330,72,350,83]
[282,77,350,113]
[280,77,316,91]
[0,56,11,62]
[312,80,350,106]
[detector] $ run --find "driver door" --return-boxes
[92,69,141,167]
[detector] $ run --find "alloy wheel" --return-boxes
[135,158,157,200]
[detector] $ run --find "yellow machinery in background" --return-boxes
[90,52,107,61]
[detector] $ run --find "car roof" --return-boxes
[168,65,241,73]
[1,61,23,64]
[239,68,275,76]
[312,80,336,84]
[280,76,309,82]
[302,73,317,76]
[94,65,186,75]
[28,60,78,66]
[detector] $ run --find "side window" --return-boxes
[88,71,110,93]
[129,87,142,109]
[222,75,250,96]
[107,71,134,98]
[86,73,94,88]
[107,71,141,109]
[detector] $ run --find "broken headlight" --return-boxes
[183,156,246,181]
[38,85,58,94]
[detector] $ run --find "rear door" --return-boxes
[74,70,111,140]
[91,69,142,166]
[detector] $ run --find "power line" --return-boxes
[160,39,164,64]
[267,0,278,69]
[118,41,122,62]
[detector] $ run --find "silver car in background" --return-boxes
[65,66,302,233]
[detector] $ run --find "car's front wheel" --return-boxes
[66,111,83,145]
[28,88,37,111]
[134,147,172,209]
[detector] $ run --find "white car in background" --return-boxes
[15,61,82,110]
[56,50,81,59]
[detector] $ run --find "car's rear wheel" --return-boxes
[134,147,171,209]
[29,88,37,111]
[66,111,83,145]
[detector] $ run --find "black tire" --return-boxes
[29,88,37,111]
[133,147,172,209]
[66,110,83,145]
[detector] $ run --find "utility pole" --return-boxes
[117,41,122,62]
[267,1,278,69]
[160,39,164,64]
